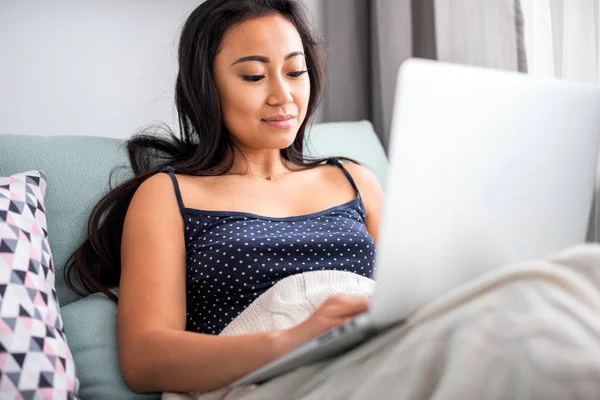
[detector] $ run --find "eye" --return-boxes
[242,75,264,82]
[288,70,308,78]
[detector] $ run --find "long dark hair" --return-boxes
[64,0,336,302]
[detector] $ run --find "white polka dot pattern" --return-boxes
[183,197,376,335]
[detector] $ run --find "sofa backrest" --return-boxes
[0,134,129,306]
[0,120,387,306]
[305,120,388,188]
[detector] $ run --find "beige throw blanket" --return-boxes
[164,244,600,400]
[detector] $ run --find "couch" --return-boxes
[0,120,388,399]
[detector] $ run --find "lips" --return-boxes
[261,114,296,128]
[262,114,295,122]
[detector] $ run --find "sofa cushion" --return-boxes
[0,170,79,397]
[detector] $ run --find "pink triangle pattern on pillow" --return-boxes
[0,170,79,399]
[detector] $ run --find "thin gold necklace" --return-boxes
[226,168,291,181]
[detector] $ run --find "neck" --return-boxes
[227,148,291,177]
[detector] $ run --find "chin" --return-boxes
[259,126,299,148]
[271,135,298,150]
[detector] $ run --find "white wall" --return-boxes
[0,0,323,138]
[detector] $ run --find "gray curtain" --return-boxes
[319,0,528,150]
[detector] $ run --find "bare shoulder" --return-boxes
[130,172,178,210]
[339,161,383,241]
[340,162,383,197]
[126,172,186,225]
[137,171,175,193]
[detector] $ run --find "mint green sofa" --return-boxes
[0,121,388,399]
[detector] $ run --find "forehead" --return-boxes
[218,14,304,60]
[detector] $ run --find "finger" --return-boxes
[333,297,369,317]
[329,293,369,304]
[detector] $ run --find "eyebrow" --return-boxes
[229,51,305,67]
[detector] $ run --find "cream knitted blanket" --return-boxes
[164,244,600,400]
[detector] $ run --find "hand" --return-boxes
[280,294,370,353]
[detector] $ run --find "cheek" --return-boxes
[220,83,264,129]
[297,79,311,118]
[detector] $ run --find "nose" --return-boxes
[266,76,293,106]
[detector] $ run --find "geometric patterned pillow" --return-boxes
[0,171,79,399]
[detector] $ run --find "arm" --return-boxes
[343,163,384,243]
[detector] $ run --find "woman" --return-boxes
[66,0,383,394]
[67,0,600,399]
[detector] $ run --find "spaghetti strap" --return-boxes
[327,158,360,195]
[161,166,186,218]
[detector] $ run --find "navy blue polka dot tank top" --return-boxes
[162,159,376,335]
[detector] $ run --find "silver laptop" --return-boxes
[231,58,600,387]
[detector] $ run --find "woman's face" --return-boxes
[213,14,311,151]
